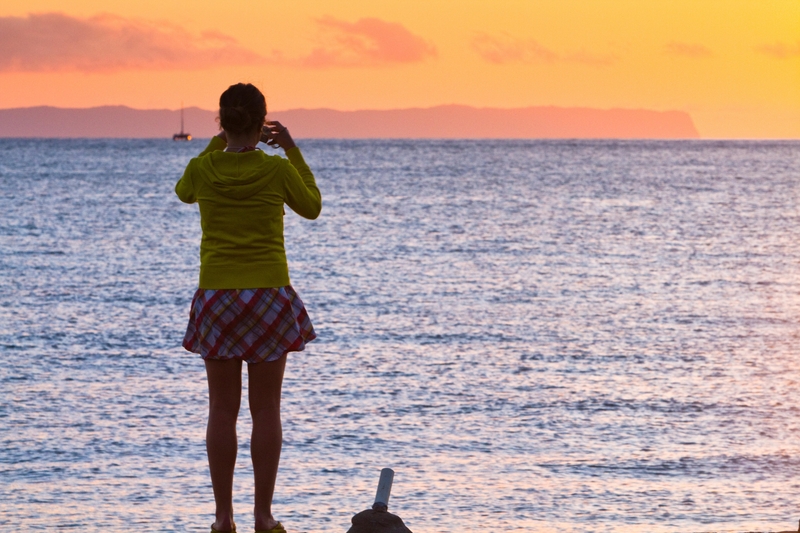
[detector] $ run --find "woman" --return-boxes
[176,83,321,533]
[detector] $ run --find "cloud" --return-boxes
[470,33,557,64]
[755,41,800,59]
[470,33,615,66]
[664,41,713,58]
[0,12,265,73]
[297,17,437,68]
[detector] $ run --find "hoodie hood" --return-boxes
[194,150,282,200]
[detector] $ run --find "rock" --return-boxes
[346,509,413,533]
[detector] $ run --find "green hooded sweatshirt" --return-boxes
[175,136,321,289]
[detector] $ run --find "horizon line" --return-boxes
[0,103,696,114]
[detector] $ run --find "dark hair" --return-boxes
[218,83,267,135]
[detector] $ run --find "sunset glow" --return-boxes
[0,0,797,138]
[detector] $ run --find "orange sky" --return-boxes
[0,0,797,138]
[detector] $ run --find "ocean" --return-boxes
[1,138,799,533]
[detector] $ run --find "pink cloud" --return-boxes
[0,12,265,73]
[664,41,713,58]
[298,16,437,68]
[471,33,615,66]
[755,41,800,59]
[471,33,557,64]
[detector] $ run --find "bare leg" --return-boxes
[205,358,243,532]
[248,355,287,531]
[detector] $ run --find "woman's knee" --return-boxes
[209,394,242,418]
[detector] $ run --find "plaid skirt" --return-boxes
[182,286,316,364]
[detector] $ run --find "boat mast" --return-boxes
[180,102,184,134]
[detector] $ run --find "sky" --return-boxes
[0,0,797,138]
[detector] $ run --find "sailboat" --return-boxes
[172,103,192,141]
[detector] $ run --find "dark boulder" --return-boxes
[346,509,413,533]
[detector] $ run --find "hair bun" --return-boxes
[218,83,267,135]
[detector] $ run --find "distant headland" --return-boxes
[0,104,699,139]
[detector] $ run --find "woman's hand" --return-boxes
[261,121,297,151]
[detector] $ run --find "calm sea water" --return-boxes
[1,138,799,533]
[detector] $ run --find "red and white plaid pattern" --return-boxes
[182,286,316,364]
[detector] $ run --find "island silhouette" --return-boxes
[0,104,699,139]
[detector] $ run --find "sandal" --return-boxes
[255,522,286,533]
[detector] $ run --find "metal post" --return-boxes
[372,468,394,512]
